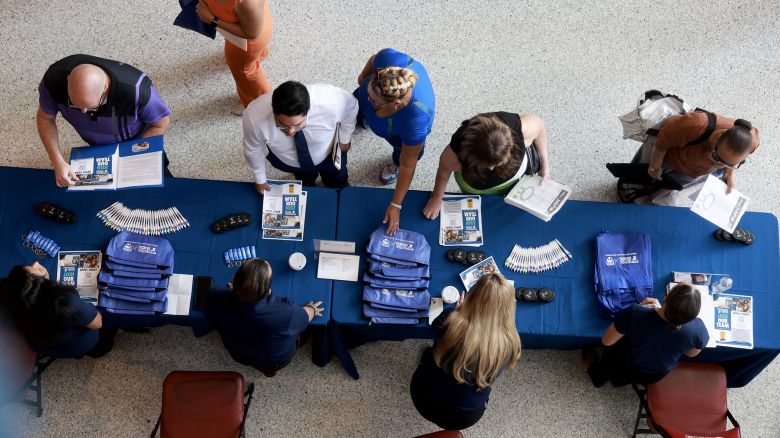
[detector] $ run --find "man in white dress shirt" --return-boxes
[243,81,358,193]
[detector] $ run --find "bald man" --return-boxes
[37,54,172,187]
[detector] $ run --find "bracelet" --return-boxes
[389,202,402,210]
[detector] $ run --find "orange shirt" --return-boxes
[206,0,272,41]
[655,112,760,178]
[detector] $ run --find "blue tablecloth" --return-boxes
[331,186,780,386]
[0,167,335,363]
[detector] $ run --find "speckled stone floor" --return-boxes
[1,0,779,437]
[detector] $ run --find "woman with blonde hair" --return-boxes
[196,0,273,112]
[354,48,436,235]
[423,112,550,220]
[409,273,521,430]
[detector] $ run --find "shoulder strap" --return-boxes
[686,110,717,146]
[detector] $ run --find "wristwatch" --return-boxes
[210,17,219,27]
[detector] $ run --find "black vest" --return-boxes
[42,54,151,119]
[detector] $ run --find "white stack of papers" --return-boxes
[439,195,483,247]
[691,175,750,234]
[504,175,571,222]
[262,180,307,241]
[165,274,193,316]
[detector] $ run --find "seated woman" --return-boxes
[205,258,324,377]
[0,262,114,359]
[646,113,759,193]
[409,273,522,430]
[423,111,549,219]
[587,283,709,387]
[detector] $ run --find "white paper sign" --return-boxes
[317,252,360,282]
[691,175,749,234]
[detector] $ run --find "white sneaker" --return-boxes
[379,163,399,185]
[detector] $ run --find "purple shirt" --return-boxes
[38,81,171,146]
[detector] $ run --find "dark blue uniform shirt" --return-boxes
[205,289,309,367]
[27,292,99,358]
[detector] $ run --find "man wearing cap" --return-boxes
[243,80,358,192]
[37,54,172,187]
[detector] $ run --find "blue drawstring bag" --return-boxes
[370,316,420,325]
[594,230,653,319]
[366,227,431,266]
[367,260,430,280]
[104,259,173,276]
[98,294,168,313]
[363,303,429,318]
[106,231,174,270]
[100,288,168,303]
[362,286,430,310]
[98,271,169,291]
[368,302,422,313]
[367,253,418,267]
[363,273,430,290]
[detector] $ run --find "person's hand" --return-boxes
[53,160,77,187]
[226,282,233,289]
[640,297,661,308]
[255,182,270,195]
[305,301,324,318]
[647,165,662,181]
[383,204,400,235]
[339,142,351,152]
[195,0,215,23]
[539,165,550,184]
[422,194,443,220]
[723,168,735,194]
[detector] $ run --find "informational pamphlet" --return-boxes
[317,252,361,282]
[691,175,750,234]
[459,256,501,290]
[67,135,165,191]
[57,251,102,303]
[263,191,307,241]
[712,293,753,349]
[440,195,483,247]
[504,175,571,222]
[262,180,303,229]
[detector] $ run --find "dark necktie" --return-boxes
[293,130,315,170]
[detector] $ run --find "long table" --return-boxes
[0,167,336,364]
[331,186,780,386]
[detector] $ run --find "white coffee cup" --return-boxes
[288,252,306,271]
[442,286,460,304]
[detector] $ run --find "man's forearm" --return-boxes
[36,110,63,165]
[392,163,415,205]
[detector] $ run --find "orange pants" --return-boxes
[224,36,272,107]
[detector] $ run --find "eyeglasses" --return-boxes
[711,146,746,169]
[274,116,306,132]
[68,89,108,113]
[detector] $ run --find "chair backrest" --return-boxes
[659,423,741,438]
[160,371,246,438]
[647,362,734,436]
[0,326,37,403]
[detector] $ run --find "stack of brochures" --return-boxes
[67,135,165,191]
[439,195,483,247]
[261,180,307,241]
[504,175,571,222]
[57,251,102,304]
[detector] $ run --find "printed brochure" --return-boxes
[440,195,483,247]
[67,135,165,191]
[57,251,102,303]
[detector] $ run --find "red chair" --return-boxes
[1,328,55,417]
[631,362,741,437]
[151,371,255,438]
[414,431,464,438]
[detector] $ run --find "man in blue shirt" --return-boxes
[204,258,324,377]
[586,283,709,387]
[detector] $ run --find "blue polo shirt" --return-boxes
[26,292,99,359]
[357,48,435,146]
[412,308,499,412]
[613,304,709,374]
[205,289,309,367]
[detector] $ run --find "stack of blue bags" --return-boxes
[594,230,653,319]
[362,226,431,324]
[97,231,174,315]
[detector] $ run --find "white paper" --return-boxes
[164,274,193,316]
[504,175,571,222]
[314,239,356,254]
[439,195,483,247]
[428,298,444,325]
[217,27,248,50]
[317,252,360,282]
[68,150,119,191]
[116,150,163,188]
[691,175,750,234]
[57,251,102,304]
